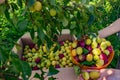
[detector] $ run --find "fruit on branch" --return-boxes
[29,1,42,12]
[50,9,57,17]
[34,1,42,11]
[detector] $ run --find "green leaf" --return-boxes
[30,28,35,40]
[0,47,8,63]
[17,20,28,31]
[34,73,42,79]
[49,0,56,6]
[77,11,81,20]
[88,15,94,25]
[12,58,32,80]
[47,65,59,76]
[4,8,10,20]
[81,0,87,4]
[81,61,95,66]
[17,0,23,8]
[37,27,45,41]
[48,77,56,80]
[10,3,19,11]
[83,48,89,54]
[62,18,68,27]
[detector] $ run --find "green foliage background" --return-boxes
[0,0,120,79]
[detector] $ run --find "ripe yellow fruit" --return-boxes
[86,54,93,62]
[105,41,111,46]
[91,41,98,49]
[34,1,42,11]
[71,49,77,56]
[50,9,57,17]
[89,71,100,79]
[96,59,104,67]
[29,1,42,12]
[92,48,101,55]
[76,47,83,55]
[93,55,99,61]
[82,71,90,80]
[85,38,92,45]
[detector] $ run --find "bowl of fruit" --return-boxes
[71,35,114,70]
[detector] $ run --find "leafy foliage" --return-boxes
[0,0,120,79]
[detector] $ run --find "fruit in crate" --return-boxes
[22,40,74,70]
[71,35,114,69]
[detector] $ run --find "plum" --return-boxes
[86,45,92,51]
[78,40,85,48]
[74,56,80,62]
[32,66,39,70]
[107,46,113,53]
[29,43,35,49]
[79,55,86,62]
[59,41,64,46]
[21,56,27,61]
[35,57,41,63]
[59,53,64,59]
[55,64,61,68]
[99,53,107,61]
